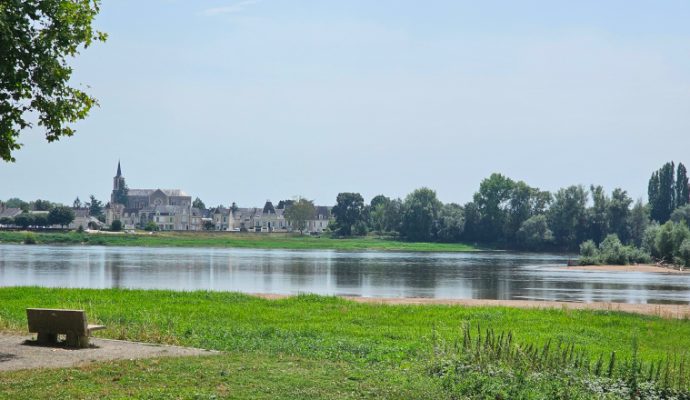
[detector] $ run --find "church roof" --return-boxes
[128,189,189,197]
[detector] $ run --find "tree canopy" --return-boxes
[331,192,366,236]
[1,0,106,161]
[284,198,315,234]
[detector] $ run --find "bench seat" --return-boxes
[27,308,106,348]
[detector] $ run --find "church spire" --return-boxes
[116,160,122,177]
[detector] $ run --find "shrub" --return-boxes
[23,232,36,244]
[679,239,690,268]
[579,235,651,265]
[579,240,599,265]
[353,221,368,236]
[144,221,159,231]
[110,220,122,232]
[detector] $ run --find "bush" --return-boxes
[579,240,599,265]
[110,220,122,232]
[579,235,651,265]
[144,221,159,231]
[353,221,368,236]
[679,239,690,268]
[23,232,36,244]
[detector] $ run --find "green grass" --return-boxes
[0,230,480,252]
[1,288,689,398]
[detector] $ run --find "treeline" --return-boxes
[330,161,690,254]
[0,195,106,229]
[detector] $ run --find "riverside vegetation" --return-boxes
[1,288,690,399]
[0,230,479,252]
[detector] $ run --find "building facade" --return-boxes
[105,162,194,230]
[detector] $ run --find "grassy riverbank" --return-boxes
[0,230,480,252]
[1,288,690,398]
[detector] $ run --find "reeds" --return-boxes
[430,323,690,396]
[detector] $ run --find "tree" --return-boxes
[370,195,390,210]
[32,199,53,211]
[462,201,482,242]
[676,163,689,209]
[472,173,515,242]
[110,219,122,232]
[203,220,215,231]
[370,202,387,233]
[230,202,239,213]
[331,192,365,236]
[284,198,315,234]
[5,198,27,209]
[587,185,609,244]
[678,239,690,268]
[13,213,33,229]
[73,197,82,209]
[32,213,49,227]
[87,195,103,217]
[381,198,403,234]
[48,206,75,228]
[628,200,650,247]
[399,188,442,242]
[1,1,106,162]
[505,181,550,242]
[516,215,554,250]
[649,162,675,223]
[192,197,206,210]
[608,188,633,243]
[548,185,588,249]
[434,203,465,242]
[0,217,13,226]
[671,204,690,225]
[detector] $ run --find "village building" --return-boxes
[105,162,194,230]
[103,161,331,232]
[211,201,331,233]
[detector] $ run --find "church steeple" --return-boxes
[116,160,122,177]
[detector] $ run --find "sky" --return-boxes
[2,0,690,207]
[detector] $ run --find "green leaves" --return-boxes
[0,0,105,161]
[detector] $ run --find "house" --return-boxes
[211,201,331,233]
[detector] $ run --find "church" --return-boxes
[105,162,196,230]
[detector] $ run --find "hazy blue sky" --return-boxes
[2,0,690,207]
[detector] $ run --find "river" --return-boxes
[1,245,689,304]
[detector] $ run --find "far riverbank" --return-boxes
[0,230,481,253]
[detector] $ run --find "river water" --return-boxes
[1,245,689,304]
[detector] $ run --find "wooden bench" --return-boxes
[26,308,106,348]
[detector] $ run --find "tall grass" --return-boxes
[428,323,690,399]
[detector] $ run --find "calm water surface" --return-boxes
[1,245,690,304]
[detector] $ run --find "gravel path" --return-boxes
[0,334,218,372]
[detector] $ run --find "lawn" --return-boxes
[1,288,689,399]
[0,230,480,252]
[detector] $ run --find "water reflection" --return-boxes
[1,245,689,304]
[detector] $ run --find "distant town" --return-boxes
[0,161,332,234]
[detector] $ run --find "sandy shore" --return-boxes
[560,264,688,274]
[253,294,690,319]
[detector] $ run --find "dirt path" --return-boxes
[254,294,690,319]
[0,334,218,372]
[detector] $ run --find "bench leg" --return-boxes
[66,333,89,348]
[37,333,57,345]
